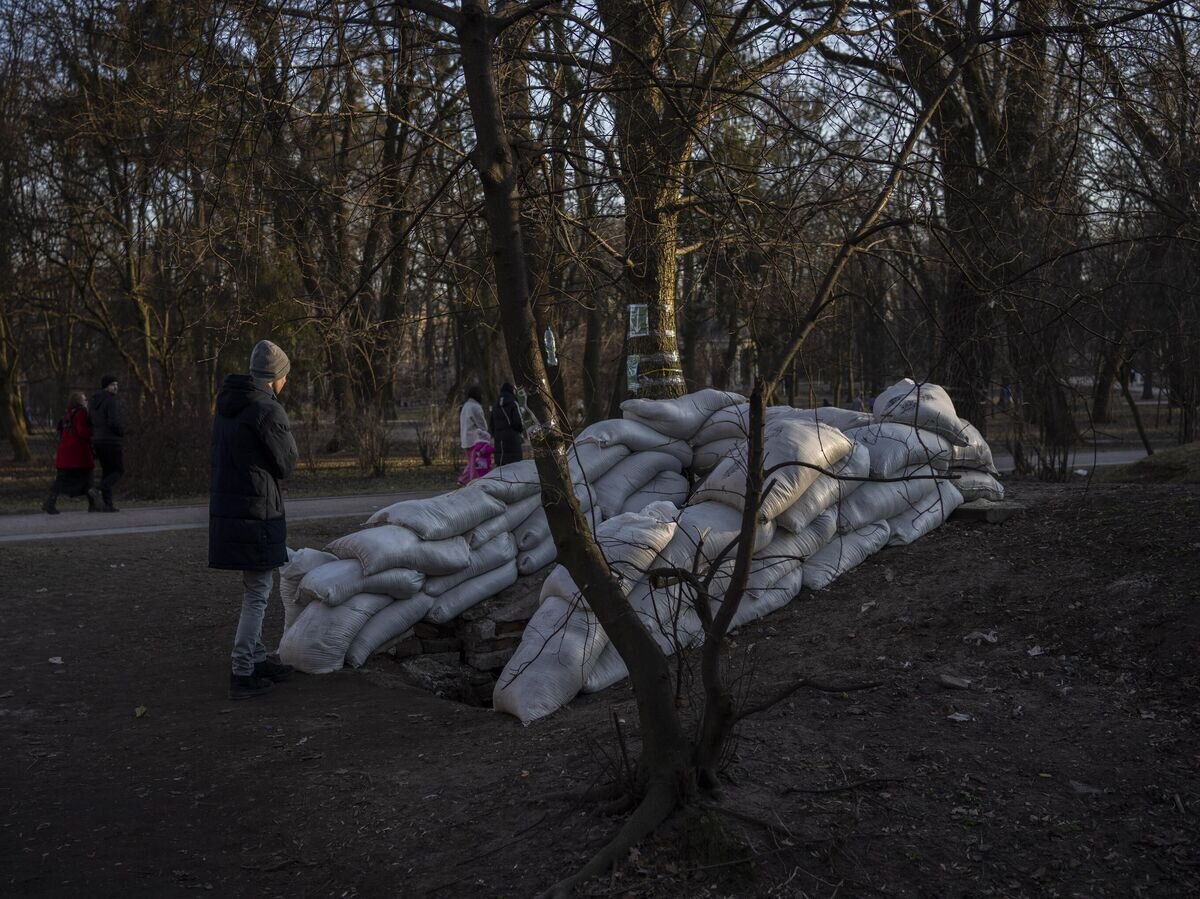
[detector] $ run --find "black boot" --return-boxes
[42,493,60,515]
[229,672,274,701]
[254,657,294,682]
[101,488,119,512]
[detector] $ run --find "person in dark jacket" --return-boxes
[89,374,125,512]
[490,382,524,466]
[209,339,299,700]
[42,392,98,515]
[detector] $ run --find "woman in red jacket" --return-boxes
[42,392,99,514]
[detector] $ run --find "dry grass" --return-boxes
[1096,441,1200,484]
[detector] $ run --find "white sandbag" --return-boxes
[343,594,435,668]
[768,405,875,432]
[887,480,964,546]
[424,559,519,623]
[576,419,693,467]
[621,471,690,514]
[692,437,743,475]
[951,423,1000,475]
[540,563,581,602]
[567,441,631,484]
[774,442,869,532]
[277,592,394,674]
[327,526,471,577]
[835,464,940,534]
[783,507,840,559]
[279,547,338,628]
[493,596,608,725]
[365,487,505,539]
[692,419,853,522]
[621,389,746,440]
[662,500,775,572]
[852,421,953,477]
[726,564,804,630]
[596,507,679,588]
[423,532,517,597]
[518,538,558,576]
[298,559,426,607]
[874,378,969,446]
[625,577,703,655]
[952,469,1005,502]
[468,492,542,548]
[593,451,681,519]
[475,460,540,502]
[802,522,892,590]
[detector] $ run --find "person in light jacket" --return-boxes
[209,339,299,700]
[458,384,493,485]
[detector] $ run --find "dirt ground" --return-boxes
[1,481,1197,898]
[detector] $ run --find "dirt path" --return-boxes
[1,483,1197,897]
[0,491,440,544]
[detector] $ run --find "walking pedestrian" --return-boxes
[490,382,524,467]
[458,384,493,485]
[42,391,98,515]
[90,374,125,512]
[209,339,299,700]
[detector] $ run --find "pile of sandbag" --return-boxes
[494,378,996,723]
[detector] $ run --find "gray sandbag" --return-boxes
[802,522,892,590]
[514,506,551,552]
[692,437,743,475]
[475,460,540,503]
[874,378,969,446]
[279,547,338,629]
[493,596,608,725]
[343,594,435,668]
[887,479,964,546]
[951,423,1000,475]
[298,559,426,607]
[835,464,940,534]
[852,421,953,477]
[424,559,519,624]
[326,526,471,577]
[518,538,558,576]
[423,532,517,597]
[774,442,869,532]
[592,450,682,519]
[468,493,542,548]
[277,592,394,674]
[621,388,746,440]
[567,441,631,484]
[576,419,693,468]
[365,486,506,539]
[620,471,690,514]
[952,468,1005,502]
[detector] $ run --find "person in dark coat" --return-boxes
[42,392,98,515]
[89,374,125,512]
[209,339,299,700]
[490,382,524,466]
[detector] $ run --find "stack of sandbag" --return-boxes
[621,389,744,476]
[949,422,1005,501]
[493,503,679,724]
[574,419,693,515]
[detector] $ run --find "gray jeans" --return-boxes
[231,568,276,676]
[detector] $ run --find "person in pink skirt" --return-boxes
[458,384,493,485]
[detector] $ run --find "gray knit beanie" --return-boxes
[249,339,291,381]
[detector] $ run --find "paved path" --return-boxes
[1,445,1154,545]
[0,490,441,545]
[991,445,1151,474]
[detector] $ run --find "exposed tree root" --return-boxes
[595,793,636,817]
[542,782,626,804]
[539,780,679,899]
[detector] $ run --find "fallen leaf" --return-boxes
[47,657,63,665]
[134,705,147,719]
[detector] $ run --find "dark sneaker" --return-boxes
[254,658,293,682]
[229,673,274,700]
[42,497,60,515]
